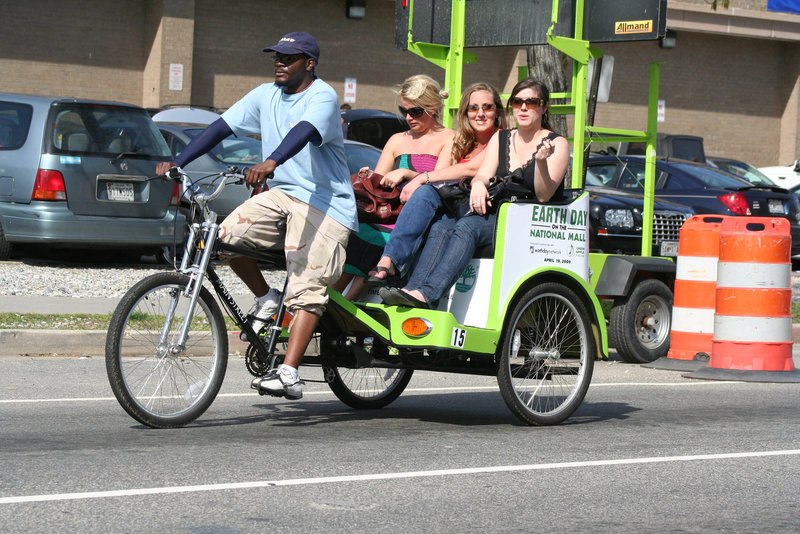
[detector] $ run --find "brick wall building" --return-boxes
[1,0,798,167]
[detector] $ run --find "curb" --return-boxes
[0,329,251,357]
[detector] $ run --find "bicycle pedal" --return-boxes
[252,384,286,398]
[251,379,286,398]
[259,389,286,398]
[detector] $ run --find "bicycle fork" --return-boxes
[159,221,218,354]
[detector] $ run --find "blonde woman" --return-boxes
[365,82,506,288]
[334,74,453,298]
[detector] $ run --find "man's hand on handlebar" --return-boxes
[245,159,277,189]
[155,162,179,180]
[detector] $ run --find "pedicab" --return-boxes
[105,168,606,428]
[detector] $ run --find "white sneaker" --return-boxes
[240,290,281,341]
[252,365,303,400]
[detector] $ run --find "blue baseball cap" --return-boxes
[263,32,320,62]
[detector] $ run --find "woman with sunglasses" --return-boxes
[380,78,569,309]
[334,74,453,298]
[361,82,507,291]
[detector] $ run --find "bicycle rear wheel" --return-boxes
[497,282,595,426]
[324,366,413,409]
[106,272,228,428]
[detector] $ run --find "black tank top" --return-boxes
[497,129,564,201]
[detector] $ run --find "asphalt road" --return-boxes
[1,353,799,533]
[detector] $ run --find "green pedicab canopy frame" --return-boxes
[402,0,663,260]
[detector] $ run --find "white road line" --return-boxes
[2,449,798,505]
[0,380,747,404]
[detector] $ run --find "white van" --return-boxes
[758,160,800,189]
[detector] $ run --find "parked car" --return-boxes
[758,160,800,190]
[0,93,184,261]
[617,132,706,163]
[584,169,693,258]
[342,139,382,175]
[152,106,224,125]
[587,155,800,255]
[341,108,409,149]
[706,156,776,186]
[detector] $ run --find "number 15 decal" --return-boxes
[451,327,466,348]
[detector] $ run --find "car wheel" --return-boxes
[608,278,673,364]
[0,222,12,260]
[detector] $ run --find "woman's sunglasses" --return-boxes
[399,106,426,119]
[467,103,496,113]
[510,97,545,109]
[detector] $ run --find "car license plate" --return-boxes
[660,240,679,257]
[107,182,134,202]
[768,199,784,214]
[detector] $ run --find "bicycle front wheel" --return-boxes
[106,272,228,428]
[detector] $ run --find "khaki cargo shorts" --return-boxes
[218,189,350,316]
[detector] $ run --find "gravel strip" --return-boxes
[0,260,286,298]
[1,259,799,301]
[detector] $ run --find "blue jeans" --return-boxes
[405,211,496,304]
[383,184,442,277]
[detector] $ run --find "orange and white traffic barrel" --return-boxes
[688,217,800,382]
[647,215,726,371]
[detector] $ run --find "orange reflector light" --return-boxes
[402,317,432,337]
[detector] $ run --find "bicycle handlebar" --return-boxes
[191,167,250,203]
[155,166,275,206]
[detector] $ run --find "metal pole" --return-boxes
[641,62,661,257]
[443,0,466,128]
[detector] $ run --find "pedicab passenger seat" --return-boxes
[472,189,583,259]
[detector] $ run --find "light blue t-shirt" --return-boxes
[221,80,357,231]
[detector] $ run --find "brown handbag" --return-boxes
[350,169,403,224]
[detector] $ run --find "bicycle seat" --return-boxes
[215,218,287,266]
[217,241,285,265]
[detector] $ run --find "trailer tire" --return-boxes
[609,278,672,363]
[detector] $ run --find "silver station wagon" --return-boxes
[0,93,185,260]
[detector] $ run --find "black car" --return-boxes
[341,108,409,149]
[588,155,800,256]
[585,169,693,258]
